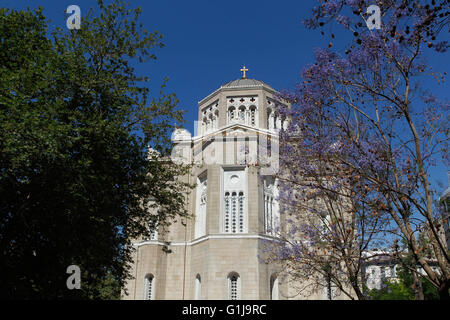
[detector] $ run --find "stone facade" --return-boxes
[122,76,337,300]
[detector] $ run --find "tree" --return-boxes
[368,278,415,300]
[0,1,191,299]
[267,0,449,299]
[263,133,391,299]
[369,258,439,300]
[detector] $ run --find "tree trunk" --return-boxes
[412,271,424,300]
[439,281,450,300]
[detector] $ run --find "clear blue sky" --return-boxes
[3,0,449,193]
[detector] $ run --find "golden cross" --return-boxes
[240,65,248,79]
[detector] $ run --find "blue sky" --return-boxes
[3,0,449,193]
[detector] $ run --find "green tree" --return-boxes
[0,1,191,299]
[369,265,439,300]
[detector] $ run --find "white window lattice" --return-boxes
[225,192,230,232]
[264,194,274,235]
[225,192,244,233]
[228,274,240,300]
[144,275,154,300]
[231,192,237,233]
[223,169,246,233]
[239,108,245,122]
[238,192,244,232]
[146,222,158,241]
[149,229,158,240]
[230,277,237,300]
[263,178,279,236]
[227,97,258,127]
[228,107,235,124]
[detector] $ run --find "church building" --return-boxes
[122,67,328,300]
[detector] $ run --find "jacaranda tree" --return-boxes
[265,0,449,300]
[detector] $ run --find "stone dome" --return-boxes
[221,78,275,91]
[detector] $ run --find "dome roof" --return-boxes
[221,78,275,91]
[198,77,277,105]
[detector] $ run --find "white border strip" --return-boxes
[132,233,279,247]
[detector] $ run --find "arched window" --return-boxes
[228,107,235,123]
[195,274,202,300]
[392,265,397,277]
[264,193,273,234]
[144,274,155,300]
[224,192,230,232]
[263,178,279,236]
[267,108,272,129]
[238,106,246,123]
[146,221,158,240]
[225,191,245,233]
[202,117,207,134]
[227,272,241,300]
[223,169,246,233]
[270,274,279,300]
[250,106,257,126]
[214,110,219,129]
[231,192,237,233]
[238,192,244,232]
[149,225,158,240]
[281,115,287,130]
[208,113,213,132]
[195,175,207,238]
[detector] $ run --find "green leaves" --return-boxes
[0,1,190,299]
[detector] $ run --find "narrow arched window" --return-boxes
[208,113,213,132]
[231,192,237,233]
[238,192,244,233]
[223,169,246,233]
[195,175,207,238]
[264,178,279,236]
[224,192,230,232]
[239,106,246,123]
[203,117,207,134]
[270,274,279,300]
[149,226,158,240]
[214,110,219,129]
[144,274,155,300]
[228,107,235,123]
[228,272,240,300]
[195,274,202,300]
[250,106,257,126]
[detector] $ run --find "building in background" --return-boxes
[122,68,351,300]
[123,69,289,300]
[439,183,450,249]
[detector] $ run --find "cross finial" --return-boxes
[240,65,248,79]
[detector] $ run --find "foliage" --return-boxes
[369,279,415,300]
[264,0,450,300]
[369,265,439,300]
[0,1,191,299]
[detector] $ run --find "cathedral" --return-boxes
[122,67,331,300]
